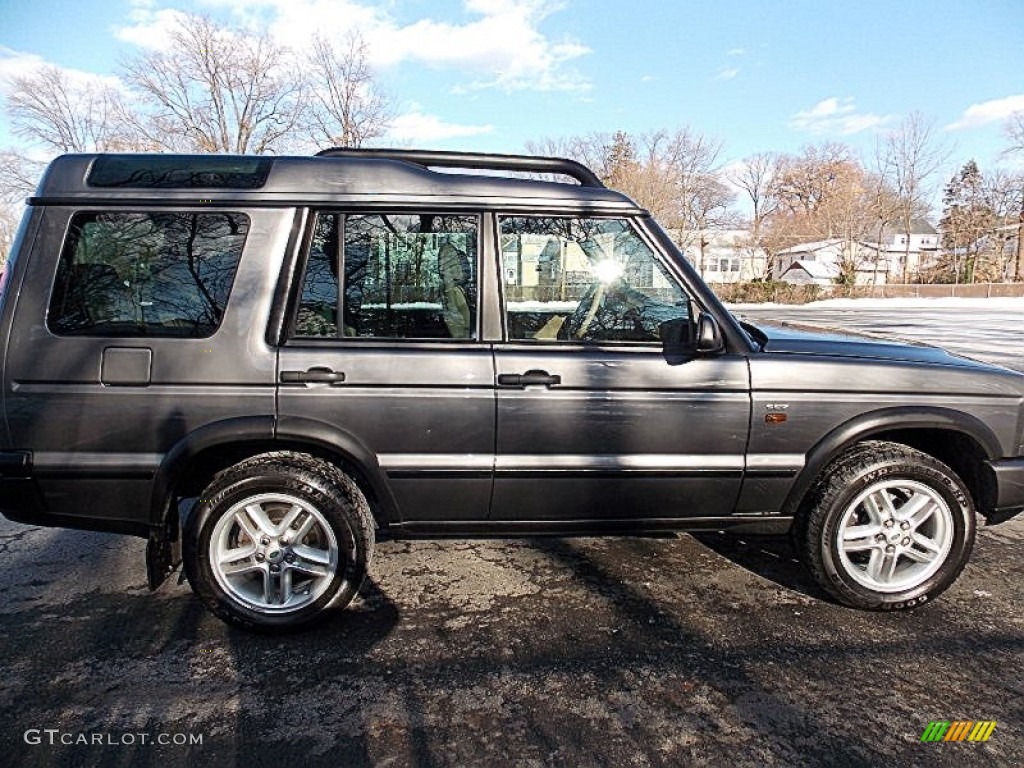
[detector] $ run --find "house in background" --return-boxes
[778,259,837,286]
[774,239,891,285]
[675,229,768,284]
[774,219,940,285]
[872,219,940,281]
[673,220,941,286]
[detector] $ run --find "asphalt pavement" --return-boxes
[1,303,1022,767]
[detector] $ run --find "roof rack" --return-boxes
[314,147,605,189]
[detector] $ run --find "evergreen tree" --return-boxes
[939,160,993,283]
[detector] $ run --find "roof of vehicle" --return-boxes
[32,150,643,214]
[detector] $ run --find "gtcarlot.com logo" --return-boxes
[24,729,203,747]
[920,721,997,743]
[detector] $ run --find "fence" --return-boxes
[715,282,1024,305]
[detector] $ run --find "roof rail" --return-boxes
[314,147,605,188]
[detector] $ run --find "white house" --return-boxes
[774,220,940,286]
[778,259,837,286]
[774,239,893,285]
[871,219,940,281]
[675,229,768,284]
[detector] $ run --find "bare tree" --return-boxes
[984,169,1024,281]
[5,65,142,153]
[525,127,729,243]
[525,133,621,180]
[730,152,780,277]
[876,113,948,281]
[0,151,45,265]
[1005,112,1024,157]
[1002,112,1024,279]
[121,13,305,154]
[306,32,393,149]
[764,143,881,283]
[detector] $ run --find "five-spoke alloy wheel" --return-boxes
[184,453,374,631]
[794,441,975,611]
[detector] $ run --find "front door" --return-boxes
[491,215,750,522]
[276,210,494,522]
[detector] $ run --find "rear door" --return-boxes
[491,215,750,522]
[276,210,494,523]
[3,205,283,530]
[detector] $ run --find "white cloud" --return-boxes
[0,46,123,95]
[117,0,592,93]
[727,48,745,56]
[387,111,493,143]
[0,47,47,93]
[114,4,190,50]
[715,67,739,81]
[790,97,891,136]
[946,94,1024,130]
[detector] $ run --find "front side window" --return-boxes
[295,212,478,340]
[499,217,691,343]
[48,211,247,337]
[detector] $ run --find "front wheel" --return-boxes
[793,441,975,611]
[183,454,374,631]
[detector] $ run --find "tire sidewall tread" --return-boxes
[183,453,374,632]
[794,440,976,611]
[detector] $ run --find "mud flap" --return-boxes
[146,530,181,590]
[985,506,1023,525]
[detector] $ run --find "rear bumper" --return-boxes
[0,451,149,537]
[986,457,1024,524]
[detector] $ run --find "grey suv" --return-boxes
[1,149,1022,631]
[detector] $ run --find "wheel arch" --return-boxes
[150,415,401,536]
[783,406,1002,519]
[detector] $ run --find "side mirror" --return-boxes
[659,316,695,365]
[696,313,725,354]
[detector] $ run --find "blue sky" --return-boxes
[1,0,1022,187]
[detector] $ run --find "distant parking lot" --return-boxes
[2,301,1022,767]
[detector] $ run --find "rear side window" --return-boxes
[48,212,247,337]
[295,212,478,340]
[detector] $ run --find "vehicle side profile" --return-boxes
[1,149,1022,630]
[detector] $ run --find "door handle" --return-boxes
[497,369,561,387]
[280,367,346,385]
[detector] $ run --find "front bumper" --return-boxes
[986,457,1024,524]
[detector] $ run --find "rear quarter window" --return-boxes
[47,211,248,338]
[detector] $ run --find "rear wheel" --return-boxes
[183,453,374,631]
[793,441,975,611]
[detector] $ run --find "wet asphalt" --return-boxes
[1,304,1022,767]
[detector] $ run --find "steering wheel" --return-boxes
[560,284,606,340]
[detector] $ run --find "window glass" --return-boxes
[295,214,340,337]
[500,217,691,343]
[88,155,272,189]
[295,213,478,339]
[48,212,247,337]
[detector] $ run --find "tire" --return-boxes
[183,453,374,631]
[793,440,975,611]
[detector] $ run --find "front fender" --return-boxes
[780,405,1003,517]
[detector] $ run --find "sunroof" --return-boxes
[88,155,273,189]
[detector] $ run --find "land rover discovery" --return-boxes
[1,149,1022,631]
